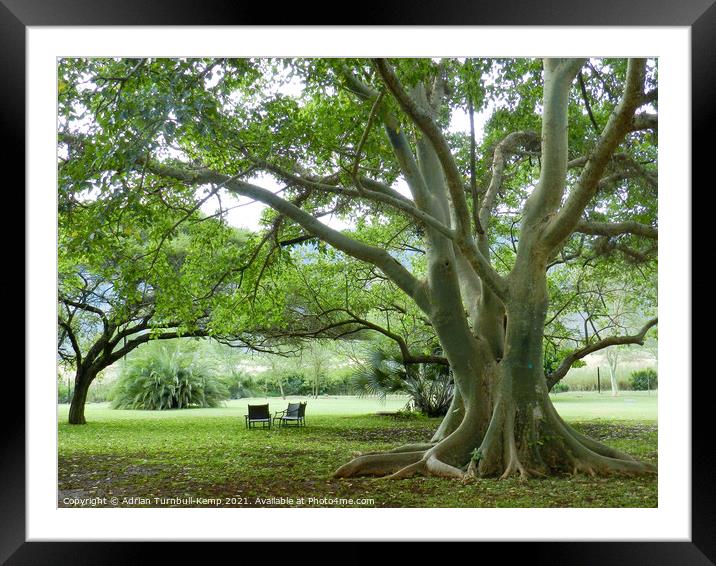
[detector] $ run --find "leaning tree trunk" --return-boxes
[608,352,620,397]
[68,366,98,425]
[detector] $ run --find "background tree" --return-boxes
[59,56,658,478]
[58,195,251,423]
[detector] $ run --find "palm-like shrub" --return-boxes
[111,344,229,410]
[351,347,454,417]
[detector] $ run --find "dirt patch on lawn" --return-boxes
[570,422,657,440]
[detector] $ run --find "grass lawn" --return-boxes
[58,392,657,508]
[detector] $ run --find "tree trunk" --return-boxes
[333,64,653,480]
[68,366,97,425]
[472,269,653,478]
[608,353,619,397]
[335,269,654,479]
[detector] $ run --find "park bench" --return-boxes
[273,402,307,428]
[245,404,272,429]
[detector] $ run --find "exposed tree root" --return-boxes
[384,460,427,479]
[387,442,438,454]
[541,399,656,476]
[335,395,655,480]
[333,450,425,478]
[424,454,465,478]
[350,442,437,458]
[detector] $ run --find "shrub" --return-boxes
[110,344,229,410]
[57,378,72,404]
[552,382,570,394]
[393,408,424,420]
[351,347,453,417]
[221,370,258,399]
[629,368,657,391]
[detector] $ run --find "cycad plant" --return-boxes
[111,343,229,410]
[351,347,454,417]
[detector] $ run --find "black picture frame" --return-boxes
[8,1,709,563]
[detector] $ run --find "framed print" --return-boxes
[8,0,711,563]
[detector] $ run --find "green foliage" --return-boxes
[57,375,72,404]
[629,368,657,391]
[543,347,586,376]
[220,370,258,399]
[110,343,229,410]
[351,347,453,417]
[58,57,658,422]
[552,382,570,394]
[260,372,308,396]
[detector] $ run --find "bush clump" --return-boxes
[629,368,657,391]
[552,382,570,394]
[220,370,258,399]
[111,344,229,410]
[351,347,453,417]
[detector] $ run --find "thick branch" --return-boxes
[543,59,648,250]
[370,60,509,302]
[629,112,658,132]
[373,58,473,239]
[574,220,658,240]
[255,159,454,239]
[147,161,432,313]
[479,131,539,228]
[58,319,83,367]
[546,317,657,389]
[523,58,585,224]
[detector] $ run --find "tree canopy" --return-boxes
[58,57,657,479]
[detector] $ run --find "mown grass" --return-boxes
[58,393,657,508]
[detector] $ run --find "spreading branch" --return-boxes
[543,58,648,250]
[546,317,658,389]
[146,161,432,313]
[574,220,658,240]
